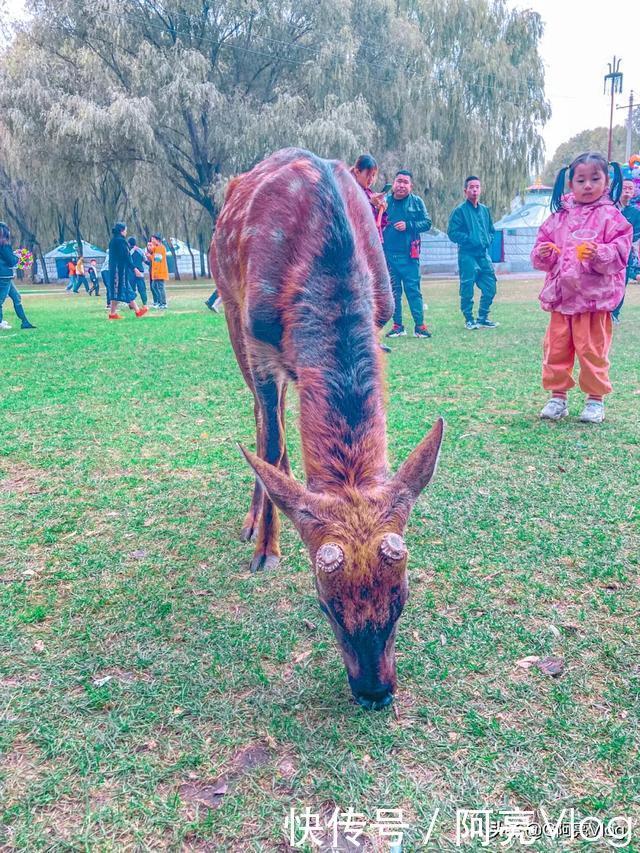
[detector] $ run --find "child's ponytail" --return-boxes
[609,161,623,205]
[550,166,569,214]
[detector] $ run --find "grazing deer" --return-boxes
[210,148,444,709]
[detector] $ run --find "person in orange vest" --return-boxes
[148,234,168,309]
[65,257,77,292]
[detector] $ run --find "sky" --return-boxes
[507,0,640,159]
[4,0,638,163]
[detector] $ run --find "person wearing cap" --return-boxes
[107,222,148,320]
[147,234,168,309]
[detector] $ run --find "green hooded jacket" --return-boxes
[447,200,495,256]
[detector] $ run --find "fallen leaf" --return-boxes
[448,732,459,742]
[92,675,113,687]
[548,625,562,640]
[526,466,536,473]
[515,655,540,669]
[561,623,580,634]
[292,650,312,664]
[302,619,317,631]
[21,569,36,578]
[439,633,447,646]
[536,656,565,677]
[129,549,147,559]
[32,640,45,654]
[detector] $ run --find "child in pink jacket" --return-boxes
[531,152,632,424]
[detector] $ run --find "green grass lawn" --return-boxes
[1,280,639,851]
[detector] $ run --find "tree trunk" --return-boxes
[197,231,207,277]
[182,213,197,279]
[37,246,49,284]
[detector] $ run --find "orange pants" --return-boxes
[542,311,613,397]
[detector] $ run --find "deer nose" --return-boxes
[353,686,394,711]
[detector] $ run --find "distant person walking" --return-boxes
[147,234,168,309]
[0,222,35,330]
[65,256,77,292]
[383,170,433,339]
[448,176,498,329]
[128,237,148,306]
[88,259,100,296]
[107,222,148,320]
[73,255,90,293]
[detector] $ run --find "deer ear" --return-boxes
[239,445,314,523]
[390,417,444,504]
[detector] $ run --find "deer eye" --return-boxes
[316,543,344,574]
[380,533,408,561]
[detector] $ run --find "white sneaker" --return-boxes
[0,320,11,330]
[579,399,605,424]
[540,397,568,420]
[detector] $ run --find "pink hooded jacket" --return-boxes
[531,194,632,314]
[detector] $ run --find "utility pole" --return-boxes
[626,91,634,161]
[616,90,639,162]
[604,56,623,162]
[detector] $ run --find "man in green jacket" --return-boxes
[448,176,498,330]
[383,170,433,339]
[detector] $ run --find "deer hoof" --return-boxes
[250,553,280,573]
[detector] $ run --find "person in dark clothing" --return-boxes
[448,176,498,329]
[107,222,148,320]
[0,222,35,330]
[0,282,36,329]
[612,178,640,324]
[128,237,148,306]
[88,260,100,296]
[382,170,432,339]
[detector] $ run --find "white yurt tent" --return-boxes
[39,240,106,282]
[419,229,458,275]
[165,238,203,278]
[494,185,552,272]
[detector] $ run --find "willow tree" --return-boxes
[3,0,549,229]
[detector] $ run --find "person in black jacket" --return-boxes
[128,237,148,306]
[107,222,148,320]
[0,222,35,330]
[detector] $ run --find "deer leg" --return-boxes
[279,383,291,477]
[240,398,263,542]
[250,375,285,572]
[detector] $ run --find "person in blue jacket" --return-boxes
[0,222,35,330]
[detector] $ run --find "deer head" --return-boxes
[240,418,444,710]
